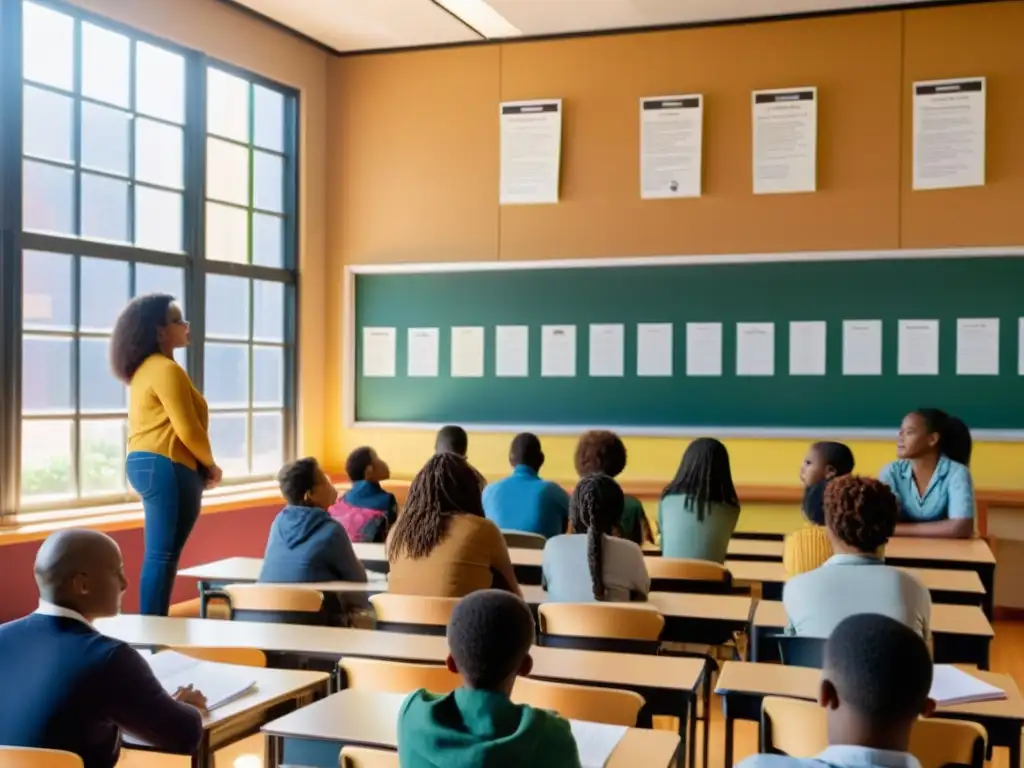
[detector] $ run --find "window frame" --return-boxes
[0,0,299,517]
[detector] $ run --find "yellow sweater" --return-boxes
[128,354,214,470]
[783,525,833,576]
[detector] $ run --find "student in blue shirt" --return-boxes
[483,433,569,539]
[879,408,975,539]
[737,613,935,768]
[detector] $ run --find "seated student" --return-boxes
[398,589,580,768]
[388,453,522,598]
[784,475,930,640]
[0,529,205,768]
[738,613,935,768]
[483,433,569,540]
[543,474,650,603]
[658,437,740,563]
[436,424,488,489]
[880,408,975,539]
[260,457,367,625]
[784,441,856,576]
[329,446,398,543]
[574,430,652,545]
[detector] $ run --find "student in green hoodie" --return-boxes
[397,589,581,768]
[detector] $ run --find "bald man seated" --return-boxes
[0,529,205,768]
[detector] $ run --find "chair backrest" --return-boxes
[0,747,84,767]
[538,602,663,654]
[223,584,325,625]
[339,657,461,694]
[369,593,459,636]
[512,677,645,726]
[501,530,547,550]
[645,557,733,594]
[762,697,988,768]
[774,635,827,669]
[340,746,400,768]
[168,646,268,667]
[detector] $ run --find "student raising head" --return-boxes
[574,430,652,544]
[329,446,398,543]
[397,590,580,767]
[259,457,367,624]
[738,613,935,768]
[482,433,570,540]
[542,474,650,603]
[880,408,975,539]
[387,453,521,598]
[659,438,740,563]
[785,441,856,576]
[783,475,930,641]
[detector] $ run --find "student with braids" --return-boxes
[387,453,522,598]
[542,474,650,603]
[879,408,975,539]
[658,438,740,563]
[784,475,930,640]
[573,430,652,544]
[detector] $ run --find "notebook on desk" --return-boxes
[143,650,257,711]
[930,665,1006,706]
[569,720,628,768]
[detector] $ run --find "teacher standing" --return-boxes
[110,294,222,615]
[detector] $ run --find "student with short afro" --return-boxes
[329,446,398,543]
[483,433,569,539]
[397,589,580,768]
[436,424,488,490]
[574,430,652,544]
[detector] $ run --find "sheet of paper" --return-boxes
[496,325,529,377]
[913,78,986,191]
[930,664,1006,706]
[956,317,999,376]
[640,95,703,199]
[843,320,882,376]
[637,323,673,377]
[898,319,940,376]
[541,324,576,377]
[589,324,624,377]
[500,100,562,205]
[1020,318,1024,377]
[406,328,439,378]
[789,321,827,376]
[752,87,817,194]
[362,327,396,378]
[686,322,722,377]
[736,322,775,376]
[451,326,485,378]
[569,720,628,768]
[144,651,256,711]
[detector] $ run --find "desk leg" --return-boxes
[198,581,209,618]
[192,732,213,768]
[264,734,283,768]
[1010,734,1021,768]
[675,697,690,768]
[688,693,697,768]
[722,696,736,768]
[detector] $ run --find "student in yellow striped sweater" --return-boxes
[783,442,855,576]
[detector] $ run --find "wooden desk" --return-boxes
[726,560,986,605]
[750,601,994,669]
[262,689,682,768]
[715,661,1024,768]
[125,665,328,768]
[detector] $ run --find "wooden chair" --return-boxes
[538,602,664,654]
[512,677,645,727]
[761,697,987,768]
[773,635,826,669]
[369,593,459,636]
[645,557,733,594]
[0,747,83,767]
[501,530,547,550]
[167,646,267,667]
[221,584,325,625]
[340,746,399,768]
[339,657,461,694]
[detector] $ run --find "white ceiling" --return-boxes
[230,0,954,53]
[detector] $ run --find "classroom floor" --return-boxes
[116,620,1024,768]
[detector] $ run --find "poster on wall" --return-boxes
[499,99,562,205]
[639,95,703,199]
[752,87,817,195]
[912,78,986,191]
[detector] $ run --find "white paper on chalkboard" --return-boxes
[362,327,396,378]
[541,325,576,377]
[956,318,999,376]
[898,319,940,376]
[637,323,673,377]
[496,325,529,378]
[789,321,827,376]
[737,322,775,376]
[407,328,439,378]
[451,326,485,378]
[686,322,722,377]
[843,320,882,376]
[589,324,624,377]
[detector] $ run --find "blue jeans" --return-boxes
[126,452,203,616]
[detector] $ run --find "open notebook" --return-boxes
[143,651,257,711]
[930,665,1006,706]
[569,720,628,768]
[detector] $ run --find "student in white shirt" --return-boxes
[738,613,935,768]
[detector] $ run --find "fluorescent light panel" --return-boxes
[434,0,522,38]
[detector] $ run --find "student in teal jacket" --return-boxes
[397,590,581,768]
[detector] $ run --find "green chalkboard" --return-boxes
[353,254,1024,433]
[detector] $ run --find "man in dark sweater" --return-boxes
[0,529,206,768]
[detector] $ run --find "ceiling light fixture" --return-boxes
[433,0,522,39]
